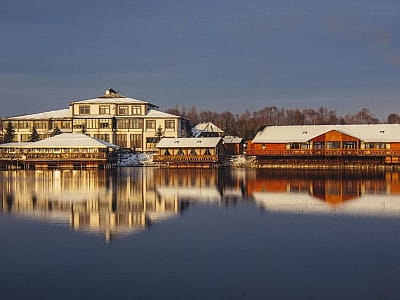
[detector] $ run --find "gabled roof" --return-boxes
[192,122,224,137]
[70,91,158,108]
[252,124,400,143]
[156,137,222,148]
[7,108,72,120]
[0,133,118,149]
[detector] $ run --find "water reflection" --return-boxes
[248,169,400,216]
[1,168,400,240]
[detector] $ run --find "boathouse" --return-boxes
[153,137,223,167]
[246,124,400,167]
[0,133,118,169]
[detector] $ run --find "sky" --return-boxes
[1,0,400,120]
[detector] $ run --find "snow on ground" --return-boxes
[229,155,257,167]
[117,152,154,167]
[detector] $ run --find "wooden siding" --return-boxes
[312,130,359,142]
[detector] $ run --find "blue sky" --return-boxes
[1,0,400,120]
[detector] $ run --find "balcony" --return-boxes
[245,148,400,157]
[0,152,108,161]
[153,154,220,162]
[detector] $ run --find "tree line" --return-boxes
[2,106,400,144]
[166,106,400,141]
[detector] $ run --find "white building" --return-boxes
[1,89,189,151]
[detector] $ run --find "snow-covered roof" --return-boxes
[156,137,222,148]
[253,192,400,217]
[192,122,224,137]
[0,133,118,149]
[72,96,153,106]
[252,124,400,143]
[223,135,243,144]
[8,108,72,120]
[146,109,180,118]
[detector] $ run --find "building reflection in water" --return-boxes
[1,168,400,241]
[247,169,400,216]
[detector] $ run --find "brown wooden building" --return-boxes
[246,124,400,166]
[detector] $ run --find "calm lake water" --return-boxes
[1,168,400,299]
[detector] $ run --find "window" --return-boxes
[313,142,324,149]
[79,105,90,115]
[73,119,85,129]
[146,137,158,143]
[204,148,211,155]
[19,121,31,129]
[35,121,47,129]
[86,119,98,129]
[165,120,175,130]
[116,134,127,147]
[117,119,130,129]
[94,134,110,143]
[132,118,143,129]
[99,105,110,115]
[343,141,356,149]
[132,106,141,115]
[118,106,129,115]
[130,134,143,148]
[326,141,340,149]
[61,121,71,129]
[146,120,156,130]
[190,149,197,155]
[366,143,385,149]
[164,149,171,156]
[146,137,158,149]
[99,119,111,129]
[177,149,185,155]
[20,134,30,142]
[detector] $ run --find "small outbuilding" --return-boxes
[154,137,223,167]
[223,135,243,155]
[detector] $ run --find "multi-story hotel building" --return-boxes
[0,89,189,151]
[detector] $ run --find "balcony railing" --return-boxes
[0,152,108,161]
[153,154,220,162]
[246,148,400,157]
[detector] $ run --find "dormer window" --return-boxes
[379,130,385,134]
[79,105,90,115]
[302,131,308,135]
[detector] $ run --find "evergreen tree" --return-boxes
[29,126,40,142]
[155,126,164,142]
[3,121,16,143]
